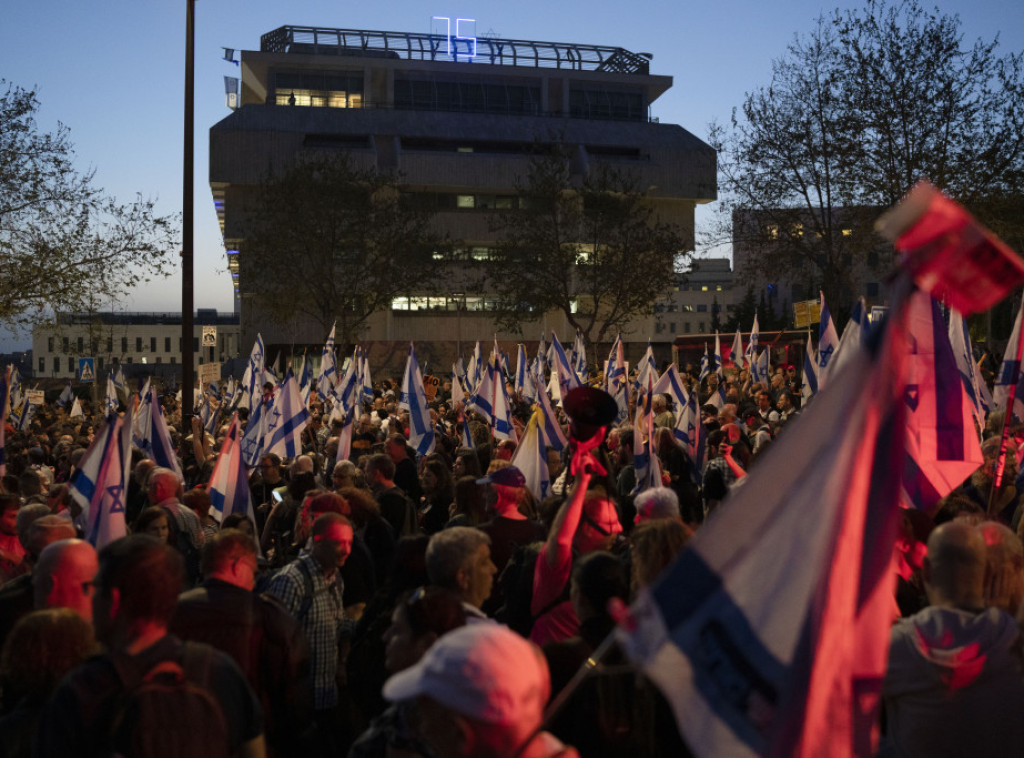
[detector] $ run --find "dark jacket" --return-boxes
[170,578,314,756]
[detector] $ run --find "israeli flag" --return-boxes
[359,348,374,405]
[70,409,132,549]
[240,392,269,468]
[830,298,871,378]
[948,308,989,428]
[133,388,184,481]
[515,344,537,404]
[731,328,744,369]
[58,384,74,409]
[745,313,760,382]
[653,364,688,414]
[297,354,314,407]
[535,379,568,452]
[399,343,436,457]
[550,331,581,400]
[634,342,659,397]
[491,359,518,444]
[618,284,912,758]
[105,375,119,414]
[901,292,983,510]
[673,383,705,486]
[993,298,1024,420]
[632,372,662,495]
[606,333,629,425]
[244,333,266,404]
[801,329,819,405]
[817,291,840,389]
[262,369,310,460]
[317,323,337,402]
[467,358,496,421]
[510,409,550,502]
[208,414,256,526]
[698,343,710,383]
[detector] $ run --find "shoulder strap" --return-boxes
[179,641,214,689]
[295,558,317,624]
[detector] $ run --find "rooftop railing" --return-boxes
[259,26,652,75]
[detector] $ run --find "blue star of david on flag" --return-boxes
[106,483,125,514]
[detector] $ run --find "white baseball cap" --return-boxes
[382,624,550,726]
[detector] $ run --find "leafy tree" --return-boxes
[487,147,690,351]
[0,81,178,329]
[710,0,1024,317]
[239,154,440,345]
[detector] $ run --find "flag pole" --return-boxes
[989,303,1024,515]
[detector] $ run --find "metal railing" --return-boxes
[260,26,652,75]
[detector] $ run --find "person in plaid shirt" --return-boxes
[267,512,355,753]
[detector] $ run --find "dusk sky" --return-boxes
[2,0,1022,349]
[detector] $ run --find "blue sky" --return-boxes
[2,0,1022,349]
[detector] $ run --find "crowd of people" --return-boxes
[0,355,1023,756]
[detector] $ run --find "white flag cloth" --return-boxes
[606,334,629,425]
[948,308,989,429]
[550,332,581,400]
[817,291,840,390]
[535,380,568,452]
[133,388,184,481]
[730,328,744,369]
[745,314,760,382]
[900,292,984,510]
[635,342,659,397]
[262,369,310,460]
[830,298,870,378]
[317,323,337,402]
[491,360,518,444]
[619,285,912,758]
[993,298,1024,419]
[653,364,688,413]
[510,409,550,502]
[801,329,819,405]
[242,333,266,409]
[69,397,84,419]
[208,414,256,526]
[70,410,132,549]
[399,343,436,457]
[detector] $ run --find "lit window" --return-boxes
[456,195,474,209]
[457,146,473,153]
[766,224,779,240]
[842,228,853,236]
[274,89,361,108]
[791,223,804,238]
[701,286,708,292]
[716,285,722,291]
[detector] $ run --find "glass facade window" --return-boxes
[273,72,363,108]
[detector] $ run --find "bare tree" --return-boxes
[0,81,178,329]
[487,147,690,351]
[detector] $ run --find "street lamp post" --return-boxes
[181,0,196,419]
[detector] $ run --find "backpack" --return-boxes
[161,507,202,587]
[107,641,231,758]
[495,542,568,637]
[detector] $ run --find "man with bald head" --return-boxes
[34,538,99,621]
[881,521,1024,756]
[0,515,77,647]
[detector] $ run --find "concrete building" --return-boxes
[209,24,716,369]
[32,310,241,380]
[731,207,896,323]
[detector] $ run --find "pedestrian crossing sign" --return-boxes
[79,358,95,383]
